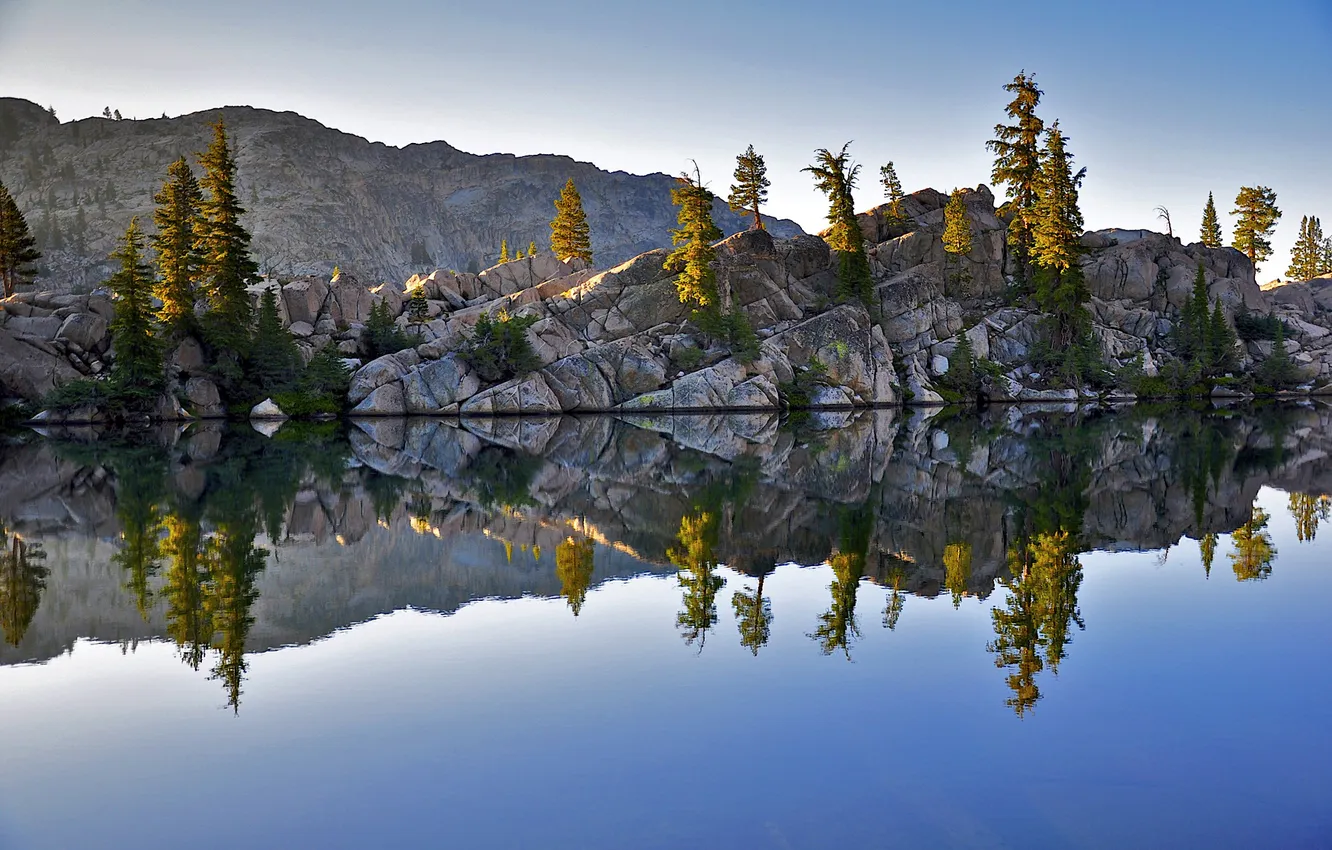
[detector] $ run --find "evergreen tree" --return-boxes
[1229,506,1276,581]
[0,529,48,647]
[151,156,203,337]
[727,144,770,230]
[1231,186,1281,270]
[1031,122,1093,370]
[196,119,259,359]
[364,300,408,359]
[879,161,907,228]
[1287,215,1324,281]
[942,188,974,293]
[549,178,592,263]
[940,328,979,400]
[988,71,1045,285]
[406,283,429,334]
[1257,324,1302,389]
[527,240,538,257]
[300,343,351,405]
[804,143,873,306]
[555,537,596,617]
[0,180,41,297]
[248,286,300,394]
[106,219,164,394]
[1174,262,1210,361]
[1200,192,1223,248]
[499,238,509,264]
[665,165,723,309]
[1206,299,1239,377]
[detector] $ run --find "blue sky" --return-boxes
[2,0,1328,276]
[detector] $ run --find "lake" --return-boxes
[0,405,1329,849]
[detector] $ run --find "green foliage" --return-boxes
[804,143,873,306]
[777,359,829,409]
[556,537,596,617]
[1031,122,1086,273]
[942,188,974,295]
[665,165,723,309]
[879,161,907,228]
[673,344,704,372]
[988,71,1045,285]
[464,446,540,510]
[1234,309,1286,341]
[247,286,301,396]
[107,219,165,397]
[499,238,509,264]
[1255,326,1304,390]
[549,178,592,263]
[151,156,203,337]
[1200,192,1223,248]
[0,179,41,297]
[1171,262,1239,382]
[457,310,540,384]
[1231,186,1281,270]
[937,330,980,401]
[406,284,429,331]
[364,299,410,359]
[196,119,259,358]
[528,240,538,257]
[727,144,770,230]
[693,308,759,362]
[1287,215,1325,282]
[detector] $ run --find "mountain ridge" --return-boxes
[0,96,803,286]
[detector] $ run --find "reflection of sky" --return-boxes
[0,488,1329,848]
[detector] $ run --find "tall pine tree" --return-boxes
[248,286,300,394]
[549,179,592,263]
[1287,215,1324,281]
[107,219,164,394]
[665,165,723,309]
[1031,122,1094,377]
[1231,186,1281,271]
[804,143,873,306]
[0,180,41,297]
[1200,192,1223,248]
[727,144,770,230]
[942,188,974,294]
[196,119,259,358]
[152,157,203,337]
[988,71,1045,286]
[879,161,907,228]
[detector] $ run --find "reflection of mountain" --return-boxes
[2,403,1331,672]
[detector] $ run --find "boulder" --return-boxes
[250,398,287,420]
[282,277,328,326]
[460,374,561,415]
[348,351,421,404]
[542,354,615,411]
[55,313,109,352]
[0,333,81,401]
[289,321,315,338]
[183,376,224,416]
[351,382,407,416]
[170,337,206,374]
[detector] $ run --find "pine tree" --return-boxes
[151,157,203,337]
[406,283,429,334]
[0,180,41,297]
[942,188,974,293]
[1287,215,1324,281]
[1030,122,1094,374]
[196,119,259,358]
[549,178,592,263]
[1174,262,1210,361]
[1200,192,1223,248]
[879,161,907,228]
[988,71,1045,285]
[106,219,164,394]
[665,165,723,309]
[1207,300,1239,376]
[804,143,873,306]
[527,240,538,257]
[499,238,509,264]
[248,286,300,394]
[727,144,770,230]
[1321,237,1332,276]
[1231,186,1281,270]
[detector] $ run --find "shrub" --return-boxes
[778,359,829,409]
[457,310,541,383]
[1234,310,1286,342]
[694,309,760,362]
[364,300,410,359]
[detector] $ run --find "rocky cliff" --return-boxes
[0,97,801,286]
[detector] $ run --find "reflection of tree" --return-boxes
[943,542,972,609]
[1288,493,1331,544]
[205,512,267,714]
[0,529,48,647]
[988,530,1084,718]
[162,507,212,671]
[111,460,166,620]
[670,511,722,650]
[555,537,595,617]
[881,563,907,631]
[732,558,775,656]
[812,507,871,659]
[1199,533,1217,578]
[1229,506,1276,582]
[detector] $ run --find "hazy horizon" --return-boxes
[2,0,1329,277]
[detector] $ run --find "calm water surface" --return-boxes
[0,406,1330,849]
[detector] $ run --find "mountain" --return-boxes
[0,97,802,287]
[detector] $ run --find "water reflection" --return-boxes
[4,402,1332,717]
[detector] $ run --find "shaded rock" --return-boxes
[183,377,223,416]
[352,382,406,416]
[460,374,561,414]
[55,313,109,351]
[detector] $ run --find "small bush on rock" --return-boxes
[457,311,541,384]
[365,300,410,359]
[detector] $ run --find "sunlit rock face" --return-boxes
[0,97,801,286]
[5,402,1332,667]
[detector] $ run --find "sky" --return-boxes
[1,0,1329,277]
